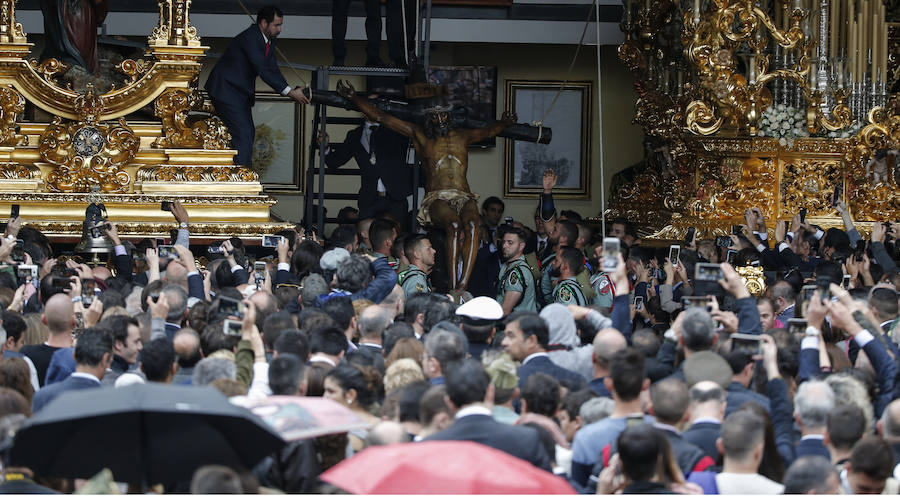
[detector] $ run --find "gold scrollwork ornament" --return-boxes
[40,87,138,193]
[136,165,258,183]
[41,117,138,193]
[151,88,231,150]
[0,85,25,146]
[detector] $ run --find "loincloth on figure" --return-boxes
[417,188,479,226]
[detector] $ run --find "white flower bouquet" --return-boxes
[758,103,861,146]
[758,104,809,147]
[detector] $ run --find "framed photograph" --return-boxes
[251,94,304,193]
[503,80,592,198]
[427,65,498,148]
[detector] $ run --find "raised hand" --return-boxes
[542,168,558,193]
[170,200,189,225]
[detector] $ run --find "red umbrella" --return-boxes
[320,440,575,494]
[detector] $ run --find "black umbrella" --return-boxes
[10,383,285,485]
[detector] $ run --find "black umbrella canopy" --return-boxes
[10,383,285,485]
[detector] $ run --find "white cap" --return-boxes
[115,372,146,388]
[456,296,504,321]
[320,247,351,271]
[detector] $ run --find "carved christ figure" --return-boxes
[40,0,109,73]
[337,79,516,291]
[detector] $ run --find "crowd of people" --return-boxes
[0,174,897,494]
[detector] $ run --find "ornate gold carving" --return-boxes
[116,59,151,86]
[0,163,37,179]
[149,0,202,48]
[0,0,26,45]
[151,88,231,150]
[780,158,841,216]
[694,156,777,219]
[0,192,274,204]
[22,221,289,237]
[40,86,139,193]
[676,1,856,136]
[28,58,70,89]
[842,97,900,221]
[0,85,24,146]
[736,266,766,298]
[685,100,723,135]
[136,165,258,183]
[847,98,900,166]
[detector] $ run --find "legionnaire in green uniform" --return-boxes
[590,271,615,309]
[539,219,579,305]
[369,217,399,265]
[399,234,435,298]
[550,246,588,306]
[497,227,537,314]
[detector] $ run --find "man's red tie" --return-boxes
[265,41,270,57]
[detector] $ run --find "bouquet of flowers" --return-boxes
[758,104,809,147]
[823,120,863,139]
[759,103,862,145]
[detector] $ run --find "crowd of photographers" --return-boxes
[0,177,897,494]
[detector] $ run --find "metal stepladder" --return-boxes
[303,0,436,237]
[303,65,420,236]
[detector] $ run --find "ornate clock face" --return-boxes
[72,126,105,157]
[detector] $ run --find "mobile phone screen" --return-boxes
[669,245,680,267]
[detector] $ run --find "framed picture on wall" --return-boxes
[503,80,591,198]
[251,94,304,193]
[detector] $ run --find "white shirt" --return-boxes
[690,416,721,426]
[455,405,492,419]
[309,356,336,367]
[361,123,387,193]
[70,371,101,384]
[715,472,784,494]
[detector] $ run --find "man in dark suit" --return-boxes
[346,305,390,374]
[205,6,309,166]
[683,381,726,461]
[792,380,833,461]
[424,359,551,471]
[32,328,112,413]
[501,311,585,393]
[325,115,412,223]
[723,351,771,417]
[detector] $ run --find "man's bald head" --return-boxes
[173,328,202,368]
[359,305,392,340]
[250,291,278,314]
[164,261,188,289]
[593,328,627,364]
[43,293,74,334]
[365,421,408,447]
[379,285,405,318]
[689,380,726,421]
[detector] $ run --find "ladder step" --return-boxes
[320,117,365,125]
[310,168,361,176]
[317,193,359,200]
[321,66,410,76]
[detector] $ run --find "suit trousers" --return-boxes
[332,0,383,62]
[212,96,254,166]
[386,0,416,64]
